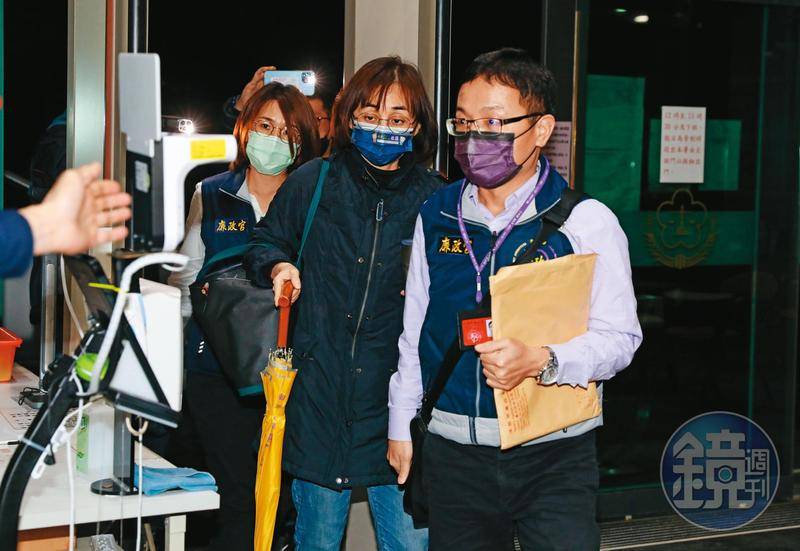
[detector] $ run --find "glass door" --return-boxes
[580,0,800,518]
[433,0,799,520]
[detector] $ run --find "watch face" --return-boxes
[540,366,557,385]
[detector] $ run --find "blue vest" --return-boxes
[199,169,257,258]
[418,167,576,419]
[187,169,257,373]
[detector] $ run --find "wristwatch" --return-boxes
[538,346,559,385]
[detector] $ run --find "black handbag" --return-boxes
[403,187,585,527]
[189,160,329,395]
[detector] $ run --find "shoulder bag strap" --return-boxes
[513,188,585,265]
[196,160,330,280]
[418,187,587,423]
[296,159,329,269]
[196,243,267,281]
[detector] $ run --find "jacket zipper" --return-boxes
[219,188,251,205]
[351,199,384,360]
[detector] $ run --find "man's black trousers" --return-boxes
[423,429,600,551]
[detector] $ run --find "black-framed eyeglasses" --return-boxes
[445,112,546,137]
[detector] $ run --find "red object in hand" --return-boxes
[460,316,493,348]
[277,281,294,349]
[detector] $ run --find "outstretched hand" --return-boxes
[20,162,131,256]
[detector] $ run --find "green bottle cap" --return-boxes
[75,353,109,382]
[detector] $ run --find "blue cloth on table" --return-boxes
[134,466,217,496]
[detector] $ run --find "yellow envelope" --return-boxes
[489,253,601,449]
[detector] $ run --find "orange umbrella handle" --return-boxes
[276,281,294,349]
[277,281,294,309]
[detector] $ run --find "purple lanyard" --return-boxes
[457,158,551,303]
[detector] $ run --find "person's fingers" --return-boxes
[93,193,132,214]
[484,373,508,391]
[480,350,504,369]
[474,339,507,354]
[273,274,287,307]
[107,225,129,241]
[398,461,410,485]
[289,270,302,303]
[290,270,301,290]
[95,225,129,245]
[398,450,412,484]
[480,356,496,371]
[92,189,131,212]
[44,169,80,200]
[483,368,507,388]
[86,225,129,250]
[74,162,102,184]
[91,207,131,228]
[272,268,301,306]
[89,179,124,196]
[253,66,275,80]
[103,207,132,226]
[241,81,264,107]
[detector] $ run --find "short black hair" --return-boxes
[462,48,557,116]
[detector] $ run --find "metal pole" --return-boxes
[38,256,58,397]
[128,0,148,53]
[433,0,452,177]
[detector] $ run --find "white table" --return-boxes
[0,364,219,550]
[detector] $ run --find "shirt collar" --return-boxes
[238,178,265,221]
[236,180,251,202]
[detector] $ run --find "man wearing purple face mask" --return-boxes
[388,48,641,550]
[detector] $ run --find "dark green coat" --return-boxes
[245,148,443,489]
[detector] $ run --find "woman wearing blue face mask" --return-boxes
[168,82,319,551]
[245,57,442,550]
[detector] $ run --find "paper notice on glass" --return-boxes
[659,106,706,183]
[489,254,601,449]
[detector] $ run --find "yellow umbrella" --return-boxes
[254,282,296,551]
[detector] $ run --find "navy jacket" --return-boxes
[245,148,443,489]
[419,169,577,421]
[0,211,34,279]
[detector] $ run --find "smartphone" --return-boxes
[264,70,316,96]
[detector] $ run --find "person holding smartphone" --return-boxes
[168,82,319,551]
[223,66,334,157]
[245,56,442,550]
